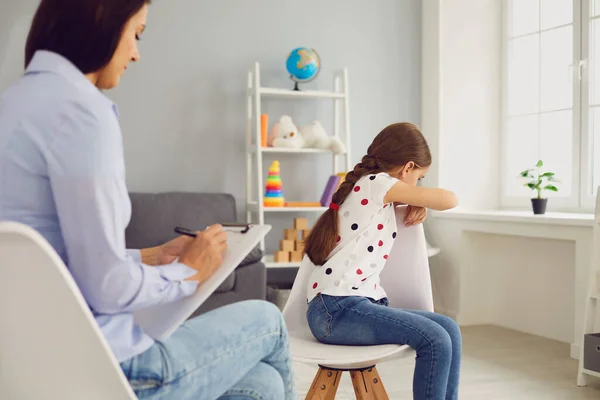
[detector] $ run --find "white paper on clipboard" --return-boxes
[133,224,272,340]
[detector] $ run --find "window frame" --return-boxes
[500,0,590,212]
[581,0,597,211]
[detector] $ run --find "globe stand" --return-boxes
[290,75,301,91]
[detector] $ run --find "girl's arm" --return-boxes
[383,181,458,211]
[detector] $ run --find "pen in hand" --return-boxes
[174,226,198,238]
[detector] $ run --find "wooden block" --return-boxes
[280,239,294,252]
[294,217,308,230]
[284,229,298,241]
[273,251,290,263]
[290,251,303,262]
[301,229,310,240]
[295,240,305,252]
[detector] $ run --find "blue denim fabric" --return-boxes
[307,294,461,400]
[120,300,296,400]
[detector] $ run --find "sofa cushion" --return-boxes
[214,247,262,292]
[214,246,262,292]
[125,192,237,248]
[215,271,235,292]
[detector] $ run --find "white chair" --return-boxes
[426,239,441,258]
[0,221,137,400]
[282,205,435,399]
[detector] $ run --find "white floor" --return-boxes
[293,325,600,399]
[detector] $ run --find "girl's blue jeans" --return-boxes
[120,300,296,400]
[307,294,461,400]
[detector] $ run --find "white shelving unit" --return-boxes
[245,62,352,269]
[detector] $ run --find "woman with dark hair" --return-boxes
[0,0,296,399]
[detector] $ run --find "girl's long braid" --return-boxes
[304,155,385,266]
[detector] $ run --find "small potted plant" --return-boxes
[519,160,559,215]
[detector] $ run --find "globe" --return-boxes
[285,47,321,91]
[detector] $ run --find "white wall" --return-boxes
[421,0,502,315]
[434,0,501,206]
[0,1,35,88]
[428,219,577,344]
[485,233,575,342]
[421,0,441,188]
[423,0,588,352]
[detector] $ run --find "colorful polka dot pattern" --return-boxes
[306,172,400,302]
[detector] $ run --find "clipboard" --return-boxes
[133,224,272,340]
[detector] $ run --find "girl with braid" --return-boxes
[303,122,461,400]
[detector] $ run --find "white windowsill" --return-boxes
[431,208,595,227]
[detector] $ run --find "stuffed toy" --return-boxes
[271,115,305,149]
[300,120,346,154]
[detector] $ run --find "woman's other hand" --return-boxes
[156,235,194,264]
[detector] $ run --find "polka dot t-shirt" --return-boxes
[306,172,400,303]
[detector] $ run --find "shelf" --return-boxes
[582,368,600,379]
[251,146,344,155]
[247,202,327,213]
[246,63,352,269]
[265,207,327,212]
[257,87,346,99]
[263,255,302,269]
[591,292,600,300]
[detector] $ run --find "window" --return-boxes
[502,0,600,211]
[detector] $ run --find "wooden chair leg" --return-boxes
[350,366,389,400]
[350,369,370,399]
[305,366,342,400]
[363,367,389,399]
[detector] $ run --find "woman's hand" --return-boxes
[139,235,194,266]
[404,205,427,226]
[157,235,194,264]
[179,224,228,283]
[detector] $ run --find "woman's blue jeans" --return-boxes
[120,300,296,400]
[307,294,461,400]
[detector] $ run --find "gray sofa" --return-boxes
[124,192,267,318]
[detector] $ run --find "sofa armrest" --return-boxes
[190,260,267,317]
[238,246,263,268]
[214,247,263,293]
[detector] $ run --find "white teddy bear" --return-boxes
[271,115,305,149]
[270,116,346,154]
[300,120,346,154]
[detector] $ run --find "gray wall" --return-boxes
[0,0,422,253]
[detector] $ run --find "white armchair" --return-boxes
[282,205,435,399]
[0,221,137,400]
